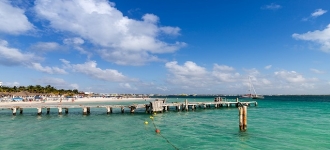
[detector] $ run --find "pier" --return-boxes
[0,97,257,116]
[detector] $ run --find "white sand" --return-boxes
[0,97,151,107]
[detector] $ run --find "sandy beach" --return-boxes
[0,97,151,107]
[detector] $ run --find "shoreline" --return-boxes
[0,97,151,107]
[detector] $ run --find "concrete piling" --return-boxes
[58,107,62,115]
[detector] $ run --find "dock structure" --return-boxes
[0,98,257,116]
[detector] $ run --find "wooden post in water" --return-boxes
[65,108,69,114]
[20,108,23,114]
[87,107,91,114]
[83,107,87,115]
[58,107,62,115]
[106,106,111,114]
[37,107,42,115]
[130,106,135,113]
[185,99,188,111]
[239,105,248,131]
[47,108,50,114]
[121,107,124,113]
[12,107,17,115]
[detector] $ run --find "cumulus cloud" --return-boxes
[34,0,185,65]
[30,62,67,74]
[0,40,67,74]
[0,0,34,34]
[212,64,240,82]
[63,37,92,58]
[165,61,210,87]
[292,24,330,52]
[275,71,306,83]
[261,3,282,10]
[70,60,134,82]
[38,77,78,90]
[0,40,38,66]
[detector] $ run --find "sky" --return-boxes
[0,0,330,95]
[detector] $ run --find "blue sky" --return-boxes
[1,0,330,95]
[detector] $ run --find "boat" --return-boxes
[241,76,264,99]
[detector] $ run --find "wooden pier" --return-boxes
[0,98,257,116]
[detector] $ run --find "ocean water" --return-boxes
[0,96,330,150]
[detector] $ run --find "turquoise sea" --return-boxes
[1,96,330,150]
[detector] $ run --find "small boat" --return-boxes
[241,76,264,99]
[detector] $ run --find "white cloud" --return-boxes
[274,71,306,83]
[38,77,78,90]
[165,61,210,87]
[262,3,282,10]
[310,68,325,74]
[30,63,67,74]
[265,65,272,69]
[0,40,38,66]
[119,83,137,90]
[212,64,240,82]
[71,61,134,82]
[292,24,330,53]
[311,9,327,17]
[30,42,60,53]
[34,0,185,65]
[3,81,20,87]
[302,9,327,21]
[0,0,34,34]
[63,37,92,58]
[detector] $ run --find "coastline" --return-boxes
[0,97,151,106]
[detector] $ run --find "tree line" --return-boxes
[0,85,79,96]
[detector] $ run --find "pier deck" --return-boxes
[0,98,257,115]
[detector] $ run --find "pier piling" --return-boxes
[83,107,87,115]
[239,105,248,131]
[58,107,62,115]
[20,108,23,114]
[47,108,50,114]
[12,107,16,115]
[37,107,42,115]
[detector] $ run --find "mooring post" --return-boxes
[20,108,23,114]
[58,107,62,115]
[130,106,135,113]
[121,107,124,113]
[243,105,247,131]
[47,108,50,114]
[106,106,111,114]
[12,107,17,115]
[37,107,42,115]
[65,108,69,114]
[87,107,91,114]
[185,99,188,111]
[239,105,248,131]
[83,107,87,115]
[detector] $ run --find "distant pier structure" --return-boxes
[1,97,257,116]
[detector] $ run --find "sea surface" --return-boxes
[0,96,330,150]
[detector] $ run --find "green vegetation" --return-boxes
[0,85,79,96]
